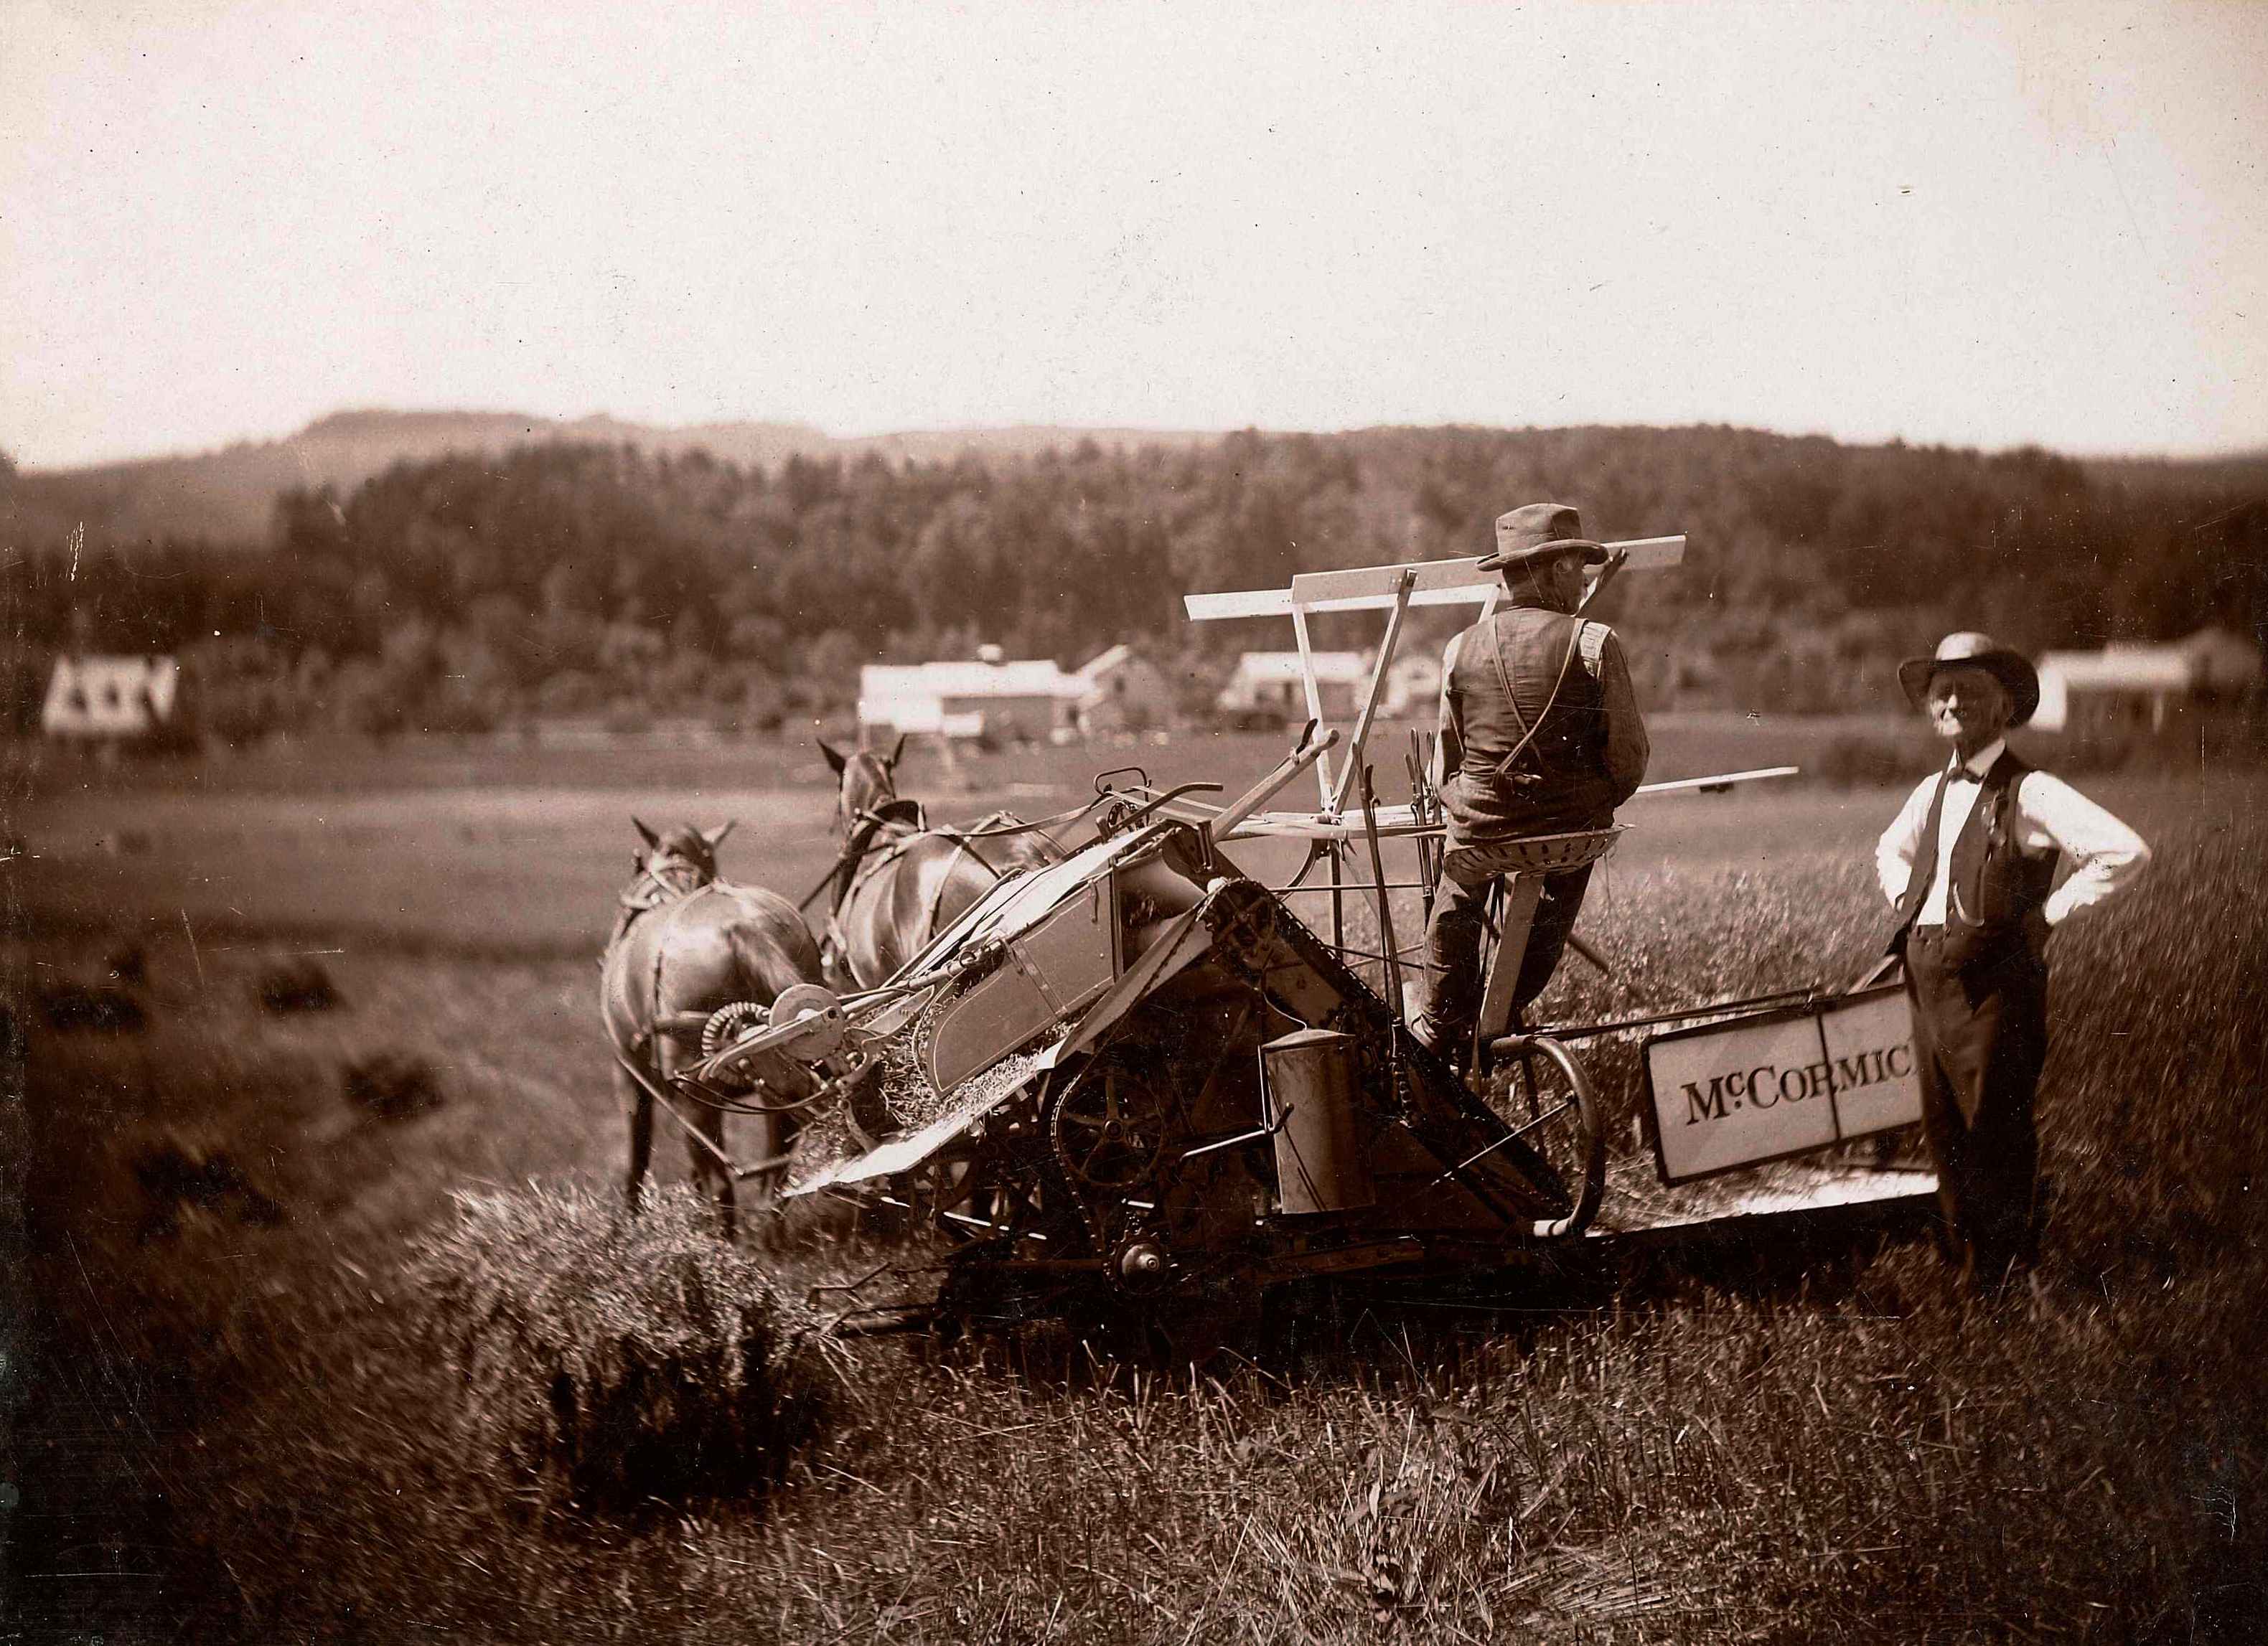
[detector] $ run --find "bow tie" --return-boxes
[1948,767,1982,784]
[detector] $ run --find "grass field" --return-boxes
[10,721,1932,956]
[17,713,1934,800]
[6,738,2264,1642]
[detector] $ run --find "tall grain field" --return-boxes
[12,775,2264,1643]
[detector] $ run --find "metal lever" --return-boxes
[1210,725,1343,840]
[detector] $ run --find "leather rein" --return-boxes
[815,789,1090,973]
[801,791,1100,917]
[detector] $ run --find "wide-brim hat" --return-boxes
[1898,631,2040,727]
[1476,502,1610,573]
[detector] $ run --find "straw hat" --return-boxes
[1897,631,2040,727]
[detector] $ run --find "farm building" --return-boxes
[1074,644,1176,734]
[1382,651,1443,719]
[1216,651,1369,727]
[41,655,184,741]
[2033,626,2264,734]
[858,652,1083,743]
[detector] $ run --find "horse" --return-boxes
[817,736,1064,989]
[599,819,825,1236]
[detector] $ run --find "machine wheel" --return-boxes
[924,1149,1056,1253]
[1486,1035,1606,1238]
[1050,1045,1176,1193]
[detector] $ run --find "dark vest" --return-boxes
[1895,749,2059,972]
[1443,606,1616,842]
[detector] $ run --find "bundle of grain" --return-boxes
[341,1051,443,1120]
[410,1181,855,1513]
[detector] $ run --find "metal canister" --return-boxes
[1260,1027,1374,1216]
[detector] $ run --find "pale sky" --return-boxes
[4,0,2264,469]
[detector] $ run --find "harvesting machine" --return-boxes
[675,541,1937,1349]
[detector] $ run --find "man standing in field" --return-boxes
[1410,503,1650,1071]
[1878,633,2150,1292]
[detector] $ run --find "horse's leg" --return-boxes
[620,1058,653,1212]
[743,1107,787,1214]
[657,1034,736,1241]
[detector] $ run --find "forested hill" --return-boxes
[5,424,2263,740]
[1,411,1223,547]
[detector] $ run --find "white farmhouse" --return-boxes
[1216,651,1370,727]
[1381,650,1443,720]
[858,649,1084,744]
[41,656,182,740]
[1074,644,1176,735]
[2034,626,2264,733]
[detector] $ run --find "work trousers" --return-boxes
[1415,862,1595,1065]
[1904,926,2051,1292]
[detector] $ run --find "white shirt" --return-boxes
[1874,739,2151,928]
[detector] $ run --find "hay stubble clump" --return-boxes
[409,1181,858,1514]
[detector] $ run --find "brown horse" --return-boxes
[599,819,825,1234]
[818,738,1063,989]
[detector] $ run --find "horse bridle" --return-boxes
[616,846,714,933]
[818,763,928,913]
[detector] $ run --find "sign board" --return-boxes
[1644,985,1921,1183]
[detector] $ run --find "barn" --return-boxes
[1074,644,1176,735]
[1215,651,1369,728]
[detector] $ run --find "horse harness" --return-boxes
[606,852,719,1058]
[823,799,1031,972]
[603,843,835,1190]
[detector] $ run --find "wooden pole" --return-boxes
[1359,763,1402,1022]
[1209,725,1341,840]
[1329,839,1344,952]
[1287,601,1336,810]
[1329,568,1418,815]
[1473,874,1544,1074]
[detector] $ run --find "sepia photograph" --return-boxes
[4,2,2263,1640]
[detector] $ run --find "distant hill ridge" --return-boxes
[4,410,1227,547]
[6,409,2262,552]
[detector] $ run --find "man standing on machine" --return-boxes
[1409,503,1651,1071]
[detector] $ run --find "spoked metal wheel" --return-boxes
[1485,1034,1606,1238]
[1049,1045,1176,1194]
[921,1146,1093,1344]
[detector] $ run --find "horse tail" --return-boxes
[596,932,647,1061]
[721,890,827,1000]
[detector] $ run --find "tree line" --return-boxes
[4,428,2262,741]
